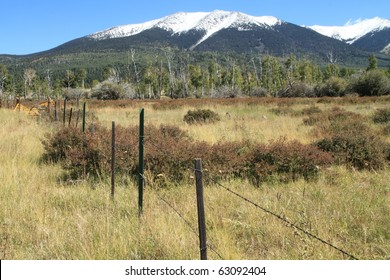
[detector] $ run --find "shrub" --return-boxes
[269,107,297,116]
[302,107,364,130]
[300,106,322,116]
[316,120,388,170]
[42,124,333,186]
[183,109,221,124]
[316,77,348,97]
[278,82,315,97]
[350,70,390,96]
[302,107,389,170]
[372,108,390,124]
[92,82,124,100]
[382,124,390,136]
[246,138,333,185]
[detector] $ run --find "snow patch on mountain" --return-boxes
[89,10,282,41]
[306,17,390,44]
[190,11,281,49]
[383,43,390,53]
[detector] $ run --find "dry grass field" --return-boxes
[1,97,389,260]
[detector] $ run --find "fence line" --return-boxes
[196,168,359,260]
[14,101,361,260]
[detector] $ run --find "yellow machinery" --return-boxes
[38,98,56,108]
[13,98,55,117]
[14,102,40,116]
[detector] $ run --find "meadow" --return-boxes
[1,97,389,260]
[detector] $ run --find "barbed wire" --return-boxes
[197,169,359,260]
[140,173,224,260]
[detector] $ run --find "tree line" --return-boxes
[0,52,389,100]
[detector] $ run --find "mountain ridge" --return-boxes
[88,11,281,39]
[88,10,283,51]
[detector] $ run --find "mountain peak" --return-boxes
[88,10,282,41]
[306,17,390,44]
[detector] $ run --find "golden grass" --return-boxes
[1,98,390,260]
[93,102,314,144]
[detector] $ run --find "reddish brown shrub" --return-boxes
[246,138,333,186]
[316,121,388,170]
[42,124,333,185]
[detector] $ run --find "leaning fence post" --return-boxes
[111,121,116,199]
[138,108,145,216]
[194,159,208,260]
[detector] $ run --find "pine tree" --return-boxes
[367,54,378,71]
[0,64,8,97]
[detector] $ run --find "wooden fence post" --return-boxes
[82,102,86,133]
[194,158,208,260]
[54,100,58,121]
[63,98,67,126]
[68,108,73,127]
[47,97,51,116]
[111,121,116,199]
[138,109,145,216]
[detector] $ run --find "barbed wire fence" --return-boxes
[135,109,359,260]
[196,167,359,260]
[11,100,360,260]
[140,172,225,260]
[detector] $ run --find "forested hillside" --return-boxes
[0,49,390,100]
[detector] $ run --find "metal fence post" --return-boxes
[82,102,86,133]
[111,121,116,199]
[63,98,67,126]
[138,108,145,216]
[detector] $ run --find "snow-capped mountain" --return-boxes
[2,10,386,68]
[89,10,282,49]
[25,9,368,65]
[307,17,390,52]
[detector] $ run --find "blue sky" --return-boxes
[1,0,389,55]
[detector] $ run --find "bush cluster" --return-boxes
[278,82,315,98]
[42,124,333,185]
[305,108,390,170]
[91,82,124,100]
[183,109,221,124]
[246,138,333,186]
[316,123,387,170]
[350,70,390,96]
[316,77,348,97]
[302,107,363,130]
[372,108,390,124]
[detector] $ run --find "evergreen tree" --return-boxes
[367,54,378,71]
[324,64,340,79]
[189,64,202,92]
[0,64,8,97]
[76,68,87,88]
